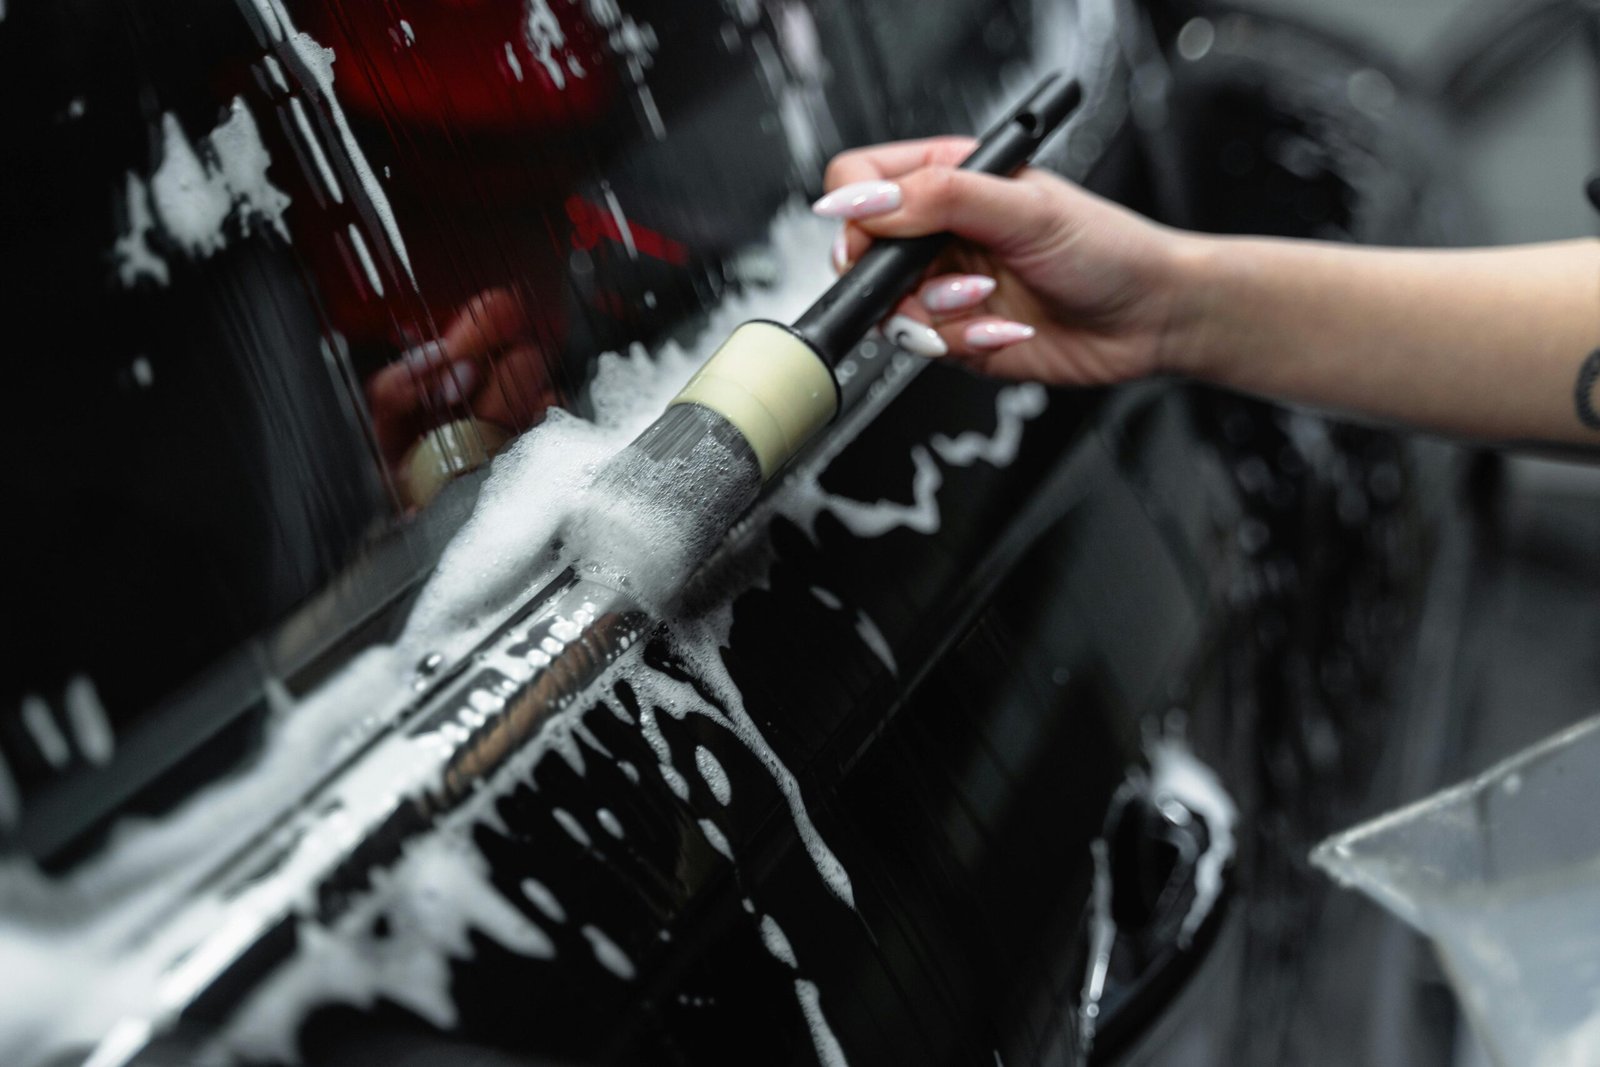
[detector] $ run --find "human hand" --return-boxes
[817,137,1196,385]
[366,288,558,471]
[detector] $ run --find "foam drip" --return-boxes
[4,13,1101,1039]
[627,609,856,909]
[580,924,636,980]
[783,383,1051,543]
[694,745,732,805]
[794,978,850,1067]
[214,831,554,1063]
[759,914,797,969]
[520,878,567,923]
[1146,738,1237,945]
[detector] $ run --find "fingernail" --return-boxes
[403,340,447,368]
[884,314,947,358]
[920,274,997,313]
[812,180,901,220]
[430,361,479,408]
[831,228,850,273]
[965,320,1036,350]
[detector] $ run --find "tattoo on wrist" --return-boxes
[1578,350,1600,431]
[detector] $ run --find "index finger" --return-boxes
[823,136,978,191]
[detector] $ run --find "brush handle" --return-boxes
[792,73,1083,366]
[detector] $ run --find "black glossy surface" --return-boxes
[3,3,1484,1066]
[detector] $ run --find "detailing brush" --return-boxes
[590,73,1084,603]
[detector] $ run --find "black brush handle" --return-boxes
[792,73,1083,366]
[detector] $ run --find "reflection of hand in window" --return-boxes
[366,288,559,508]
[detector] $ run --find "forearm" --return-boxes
[1168,236,1600,446]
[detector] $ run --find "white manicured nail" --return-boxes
[884,315,947,357]
[430,361,479,407]
[831,228,850,273]
[920,274,997,313]
[965,320,1036,349]
[812,180,901,219]
[402,340,447,368]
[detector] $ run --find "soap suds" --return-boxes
[521,877,567,923]
[931,384,1047,467]
[112,174,170,287]
[122,97,290,279]
[786,383,1050,543]
[694,745,732,805]
[551,807,591,849]
[149,114,232,257]
[524,0,568,88]
[1147,738,1237,944]
[244,0,415,283]
[216,833,554,1062]
[346,224,384,297]
[581,924,636,980]
[795,978,850,1067]
[62,674,114,767]
[19,19,1094,1039]
[20,694,70,771]
[810,446,943,538]
[208,96,292,241]
[587,0,662,138]
[759,914,797,969]
[853,610,896,675]
[699,818,734,862]
[287,96,343,203]
[809,586,842,610]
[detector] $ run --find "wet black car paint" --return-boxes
[2,1,1473,1064]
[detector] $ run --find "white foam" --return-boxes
[0,647,414,1067]
[587,0,662,138]
[521,877,567,923]
[809,586,842,610]
[809,446,942,538]
[551,808,591,849]
[149,114,232,257]
[759,914,797,969]
[641,609,855,908]
[698,818,734,862]
[111,173,170,288]
[244,0,415,283]
[398,205,838,659]
[208,96,291,241]
[580,924,636,980]
[807,588,893,673]
[10,63,1089,1047]
[20,694,69,771]
[1147,738,1237,944]
[345,223,384,297]
[62,674,114,767]
[694,745,732,805]
[794,978,850,1067]
[931,384,1048,467]
[852,610,896,675]
[216,831,554,1062]
[523,0,564,87]
[128,97,291,274]
[1077,838,1116,1046]
[287,95,343,204]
